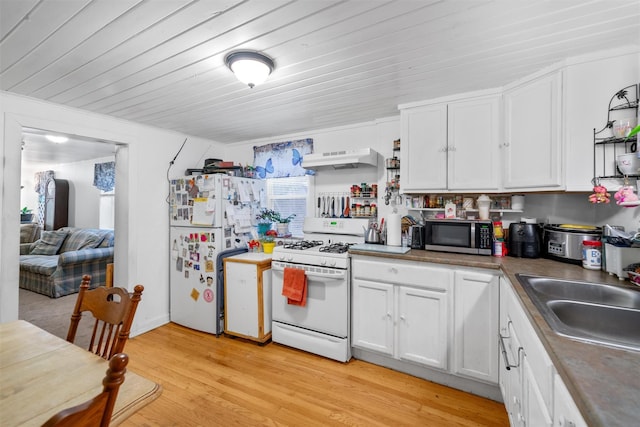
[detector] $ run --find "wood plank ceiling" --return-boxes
[1,0,639,144]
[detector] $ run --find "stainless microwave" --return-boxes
[423,219,493,255]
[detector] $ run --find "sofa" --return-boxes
[19,227,114,298]
[20,223,41,245]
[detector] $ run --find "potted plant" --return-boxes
[256,208,277,235]
[255,209,295,236]
[261,229,278,254]
[20,207,33,223]
[272,211,295,236]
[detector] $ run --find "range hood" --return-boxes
[302,148,378,169]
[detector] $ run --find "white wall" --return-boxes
[1,91,224,336]
[55,155,115,228]
[220,116,406,224]
[22,155,116,228]
[220,111,638,234]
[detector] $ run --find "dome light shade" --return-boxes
[225,51,274,88]
[45,134,69,143]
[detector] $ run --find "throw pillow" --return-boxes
[59,229,104,252]
[29,230,69,255]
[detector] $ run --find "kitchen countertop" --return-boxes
[349,248,640,427]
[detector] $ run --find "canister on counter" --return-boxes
[582,240,602,270]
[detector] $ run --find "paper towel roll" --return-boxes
[387,214,402,246]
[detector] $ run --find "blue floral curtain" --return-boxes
[94,161,115,192]
[253,138,314,178]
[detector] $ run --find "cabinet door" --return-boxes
[553,373,587,427]
[352,279,394,356]
[400,104,448,192]
[523,355,553,427]
[504,322,525,427]
[453,271,498,383]
[503,72,563,190]
[448,96,501,190]
[397,286,448,370]
[225,262,258,337]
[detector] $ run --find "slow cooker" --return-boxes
[542,224,602,264]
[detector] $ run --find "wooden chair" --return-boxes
[67,275,144,360]
[42,353,129,427]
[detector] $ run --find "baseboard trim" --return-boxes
[352,347,503,402]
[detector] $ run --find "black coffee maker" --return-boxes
[410,225,425,249]
[508,222,541,258]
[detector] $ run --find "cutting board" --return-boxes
[349,243,411,255]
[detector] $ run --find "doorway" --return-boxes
[19,128,120,331]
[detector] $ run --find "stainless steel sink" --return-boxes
[516,274,640,351]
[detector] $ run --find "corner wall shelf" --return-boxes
[592,84,639,182]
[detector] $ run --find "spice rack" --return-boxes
[350,184,377,218]
[385,139,401,205]
[592,84,639,181]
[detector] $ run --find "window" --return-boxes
[265,176,314,238]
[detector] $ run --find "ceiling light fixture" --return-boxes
[45,134,69,143]
[224,51,274,88]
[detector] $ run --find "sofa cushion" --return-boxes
[29,230,69,255]
[20,224,41,244]
[59,229,104,253]
[19,255,59,275]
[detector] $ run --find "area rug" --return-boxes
[19,288,96,348]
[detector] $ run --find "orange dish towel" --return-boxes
[282,267,307,307]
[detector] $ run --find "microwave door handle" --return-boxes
[470,222,476,248]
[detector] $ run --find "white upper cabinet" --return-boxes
[503,71,563,190]
[448,97,501,190]
[400,103,448,191]
[400,92,501,193]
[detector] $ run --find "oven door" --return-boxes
[271,261,348,338]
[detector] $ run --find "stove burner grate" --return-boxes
[282,240,324,250]
[318,243,354,254]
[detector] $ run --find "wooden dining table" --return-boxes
[0,320,161,426]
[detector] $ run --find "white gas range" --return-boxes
[271,217,370,362]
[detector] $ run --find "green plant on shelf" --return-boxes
[624,124,640,141]
[21,207,32,214]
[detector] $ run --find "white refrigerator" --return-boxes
[169,174,265,334]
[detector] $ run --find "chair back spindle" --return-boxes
[67,275,144,359]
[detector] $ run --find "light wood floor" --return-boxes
[121,323,509,426]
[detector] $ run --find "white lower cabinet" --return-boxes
[453,270,499,384]
[352,258,499,381]
[500,275,588,427]
[499,276,553,426]
[397,285,448,369]
[553,373,587,427]
[352,257,451,370]
[351,280,394,356]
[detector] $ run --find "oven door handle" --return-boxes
[272,267,346,280]
[302,271,346,280]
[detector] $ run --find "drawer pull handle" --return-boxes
[498,332,522,370]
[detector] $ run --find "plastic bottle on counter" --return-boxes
[582,240,602,270]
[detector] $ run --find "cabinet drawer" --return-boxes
[352,258,452,291]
